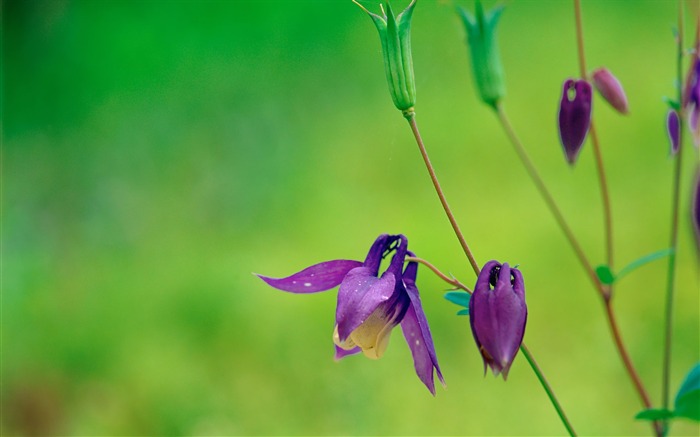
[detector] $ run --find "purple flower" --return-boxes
[667,110,680,155]
[256,234,445,394]
[469,260,527,380]
[592,67,629,115]
[683,57,700,148]
[558,79,592,164]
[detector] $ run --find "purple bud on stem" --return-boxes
[592,68,629,114]
[558,79,592,165]
[667,110,680,155]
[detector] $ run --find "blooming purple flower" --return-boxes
[592,67,629,115]
[469,260,527,380]
[256,234,445,394]
[558,79,592,164]
[667,110,680,155]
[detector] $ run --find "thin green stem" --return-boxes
[405,114,481,276]
[662,1,687,432]
[574,0,614,271]
[519,344,577,437]
[407,255,576,436]
[495,104,606,298]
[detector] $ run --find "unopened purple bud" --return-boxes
[592,68,629,114]
[667,110,680,155]
[469,261,527,380]
[558,79,592,165]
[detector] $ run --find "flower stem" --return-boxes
[405,256,472,292]
[572,3,661,435]
[662,1,687,431]
[495,104,605,298]
[519,344,577,437]
[573,0,614,271]
[409,256,577,436]
[404,113,481,277]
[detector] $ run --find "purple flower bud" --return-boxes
[592,68,629,114]
[469,261,527,380]
[667,110,680,155]
[558,79,592,165]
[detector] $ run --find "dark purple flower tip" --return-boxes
[558,78,592,165]
[592,68,629,115]
[469,260,527,380]
[667,110,680,155]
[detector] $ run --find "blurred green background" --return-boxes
[3,0,699,435]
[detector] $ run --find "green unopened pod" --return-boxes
[355,0,417,117]
[458,1,506,109]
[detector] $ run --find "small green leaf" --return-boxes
[616,248,674,281]
[635,408,675,421]
[674,363,700,421]
[595,265,615,285]
[444,291,471,308]
[663,96,681,111]
[456,308,470,316]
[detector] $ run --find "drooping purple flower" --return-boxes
[558,78,593,164]
[256,234,445,394]
[469,260,527,380]
[667,110,680,155]
[592,67,629,115]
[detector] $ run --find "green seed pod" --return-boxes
[355,0,417,117]
[458,1,506,109]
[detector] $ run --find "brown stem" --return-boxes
[405,256,472,292]
[405,114,481,276]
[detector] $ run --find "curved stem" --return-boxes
[410,256,577,436]
[573,0,614,271]
[662,1,688,431]
[405,256,472,292]
[405,114,481,276]
[495,105,606,298]
[605,300,662,437]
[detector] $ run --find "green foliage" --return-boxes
[596,248,673,285]
[635,363,700,423]
[444,291,471,316]
[595,265,615,285]
[675,363,700,421]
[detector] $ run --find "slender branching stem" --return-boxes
[495,104,606,297]
[605,300,656,412]
[405,256,472,292]
[405,113,481,276]
[573,0,614,271]
[573,2,660,435]
[407,255,576,436]
[662,1,688,431]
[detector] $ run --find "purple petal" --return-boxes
[558,79,592,164]
[400,260,444,394]
[256,260,362,293]
[363,234,392,275]
[667,110,680,155]
[470,261,527,379]
[334,344,361,361]
[335,267,396,342]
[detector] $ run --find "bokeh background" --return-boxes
[3,0,700,435]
